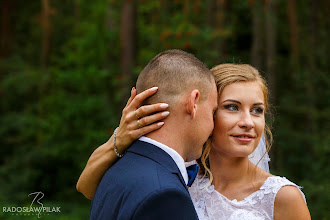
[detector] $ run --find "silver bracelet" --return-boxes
[113,127,126,158]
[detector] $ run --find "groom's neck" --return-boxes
[146,126,187,161]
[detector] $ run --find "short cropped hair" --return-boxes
[136,49,215,106]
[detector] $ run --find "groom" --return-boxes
[90,49,218,219]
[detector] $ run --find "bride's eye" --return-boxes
[224,104,238,111]
[251,107,264,115]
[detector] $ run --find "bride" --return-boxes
[77,64,310,220]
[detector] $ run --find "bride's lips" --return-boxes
[231,134,255,143]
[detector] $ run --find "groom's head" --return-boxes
[137,50,215,105]
[136,49,218,161]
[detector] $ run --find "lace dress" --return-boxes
[189,175,306,220]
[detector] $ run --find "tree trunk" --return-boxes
[120,0,136,79]
[308,0,318,71]
[217,0,227,59]
[120,0,137,108]
[265,0,276,104]
[104,0,114,71]
[41,0,51,68]
[160,0,168,22]
[0,0,14,59]
[207,0,217,27]
[287,0,299,66]
[73,0,80,22]
[221,0,230,60]
[250,0,263,71]
[183,0,189,18]
[38,0,53,147]
[264,0,277,170]
[305,0,318,138]
[208,0,227,62]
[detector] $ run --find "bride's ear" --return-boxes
[186,89,200,119]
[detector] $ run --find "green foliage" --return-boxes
[0,0,328,218]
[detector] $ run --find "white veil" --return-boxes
[248,134,270,172]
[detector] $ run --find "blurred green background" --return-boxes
[0,0,329,219]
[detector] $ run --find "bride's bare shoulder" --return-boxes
[274,185,311,220]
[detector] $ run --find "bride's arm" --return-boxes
[274,186,311,220]
[76,136,120,200]
[76,87,170,199]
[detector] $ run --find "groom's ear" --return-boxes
[186,89,200,119]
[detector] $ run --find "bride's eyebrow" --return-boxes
[253,102,265,106]
[221,99,240,104]
[221,99,265,106]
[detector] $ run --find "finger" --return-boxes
[137,103,169,118]
[127,103,169,121]
[128,87,158,110]
[125,87,137,108]
[130,121,165,139]
[136,111,170,128]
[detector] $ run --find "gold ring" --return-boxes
[137,120,142,128]
[134,111,141,119]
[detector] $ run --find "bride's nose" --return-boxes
[237,111,254,129]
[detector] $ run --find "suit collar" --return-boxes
[128,140,188,189]
[138,136,189,185]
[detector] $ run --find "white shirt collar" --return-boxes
[138,136,188,185]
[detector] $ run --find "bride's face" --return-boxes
[211,81,265,157]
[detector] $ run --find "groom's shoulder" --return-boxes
[113,140,176,174]
[100,143,178,184]
[91,142,192,220]
[111,151,180,190]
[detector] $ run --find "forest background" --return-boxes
[0,0,329,219]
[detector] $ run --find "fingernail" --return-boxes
[149,87,158,91]
[161,111,170,117]
[157,122,164,126]
[160,104,169,109]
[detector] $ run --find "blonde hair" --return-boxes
[198,64,273,184]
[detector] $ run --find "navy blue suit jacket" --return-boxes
[90,140,199,220]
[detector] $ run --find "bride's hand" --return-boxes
[76,86,169,199]
[114,87,169,153]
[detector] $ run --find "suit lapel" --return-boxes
[128,140,188,189]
